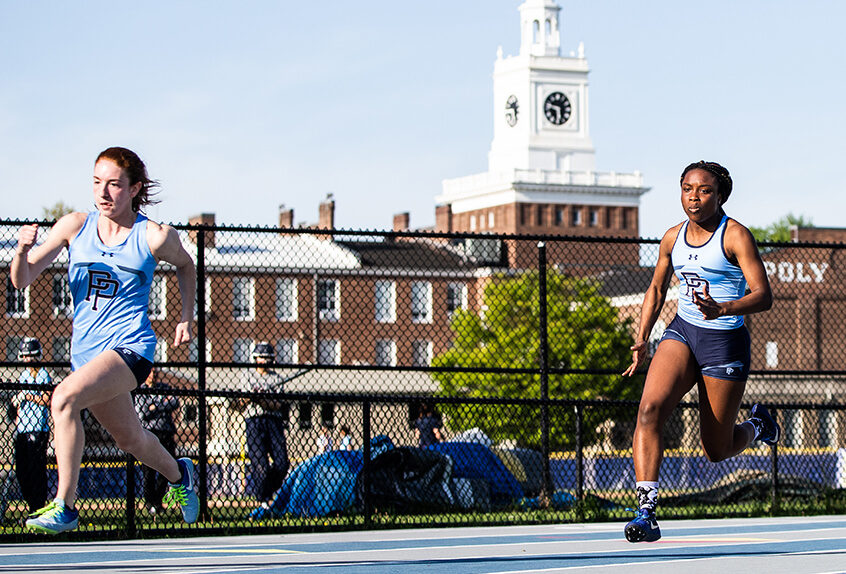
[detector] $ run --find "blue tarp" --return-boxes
[427,442,524,505]
[266,450,363,517]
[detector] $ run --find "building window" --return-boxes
[589,208,599,227]
[411,281,432,323]
[621,208,630,230]
[52,274,72,317]
[317,279,340,321]
[154,339,167,362]
[765,341,779,368]
[321,403,335,428]
[554,207,564,226]
[469,215,477,231]
[572,207,582,227]
[5,278,28,318]
[318,339,340,365]
[375,340,397,366]
[52,337,71,361]
[188,338,212,362]
[232,276,255,321]
[374,280,396,323]
[446,283,468,315]
[275,278,298,321]
[277,338,298,363]
[298,402,313,430]
[412,341,433,367]
[5,336,23,361]
[148,274,167,320]
[233,338,252,363]
[488,212,495,228]
[535,205,544,226]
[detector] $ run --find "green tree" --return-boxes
[433,270,638,450]
[749,213,813,244]
[41,201,75,221]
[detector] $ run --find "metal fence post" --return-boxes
[197,227,209,521]
[574,404,583,503]
[362,399,372,527]
[771,407,779,514]
[538,241,552,500]
[126,454,136,537]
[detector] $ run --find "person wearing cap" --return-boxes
[235,342,289,507]
[11,337,52,513]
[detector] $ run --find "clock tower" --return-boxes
[436,0,649,267]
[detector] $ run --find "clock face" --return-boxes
[544,91,572,125]
[505,95,519,127]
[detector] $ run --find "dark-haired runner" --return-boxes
[621,161,779,542]
[12,147,199,533]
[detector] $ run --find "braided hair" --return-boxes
[680,161,733,206]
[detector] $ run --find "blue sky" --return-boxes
[1,1,844,239]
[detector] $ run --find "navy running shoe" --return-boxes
[164,458,200,523]
[25,499,79,534]
[624,508,661,542]
[750,403,781,446]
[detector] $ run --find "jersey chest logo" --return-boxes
[86,269,119,311]
[680,271,710,297]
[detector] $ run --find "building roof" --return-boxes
[337,239,477,271]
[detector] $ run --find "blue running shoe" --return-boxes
[624,508,661,542]
[750,404,781,446]
[164,458,200,524]
[25,499,79,534]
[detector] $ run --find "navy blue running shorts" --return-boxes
[114,347,154,388]
[659,315,751,382]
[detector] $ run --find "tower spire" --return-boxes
[519,0,561,57]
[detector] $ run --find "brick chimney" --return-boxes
[435,204,452,233]
[278,204,294,228]
[188,213,215,248]
[318,194,335,230]
[393,212,410,232]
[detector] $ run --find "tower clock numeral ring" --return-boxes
[544,91,571,125]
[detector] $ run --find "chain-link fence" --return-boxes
[0,219,844,540]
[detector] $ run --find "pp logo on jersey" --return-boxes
[86,270,119,311]
[680,271,710,297]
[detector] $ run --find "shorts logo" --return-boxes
[85,270,119,311]
[680,271,710,298]
[726,367,734,375]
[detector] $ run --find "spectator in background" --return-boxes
[316,424,333,454]
[338,425,352,451]
[134,368,179,515]
[12,337,52,514]
[236,342,289,507]
[414,402,443,447]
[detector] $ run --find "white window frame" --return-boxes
[5,278,29,318]
[488,212,495,228]
[572,207,582,227]
[232,276,255,321]
[233,338,252,363]
[589,208,599,227]
[374,339,397,366]
[189,338,212,362]
[446,282,468,316]
[276,338,299,363]
[317,279,340,321]
[374,280,396,323]
[154,339,168,362]
[411,281,432,324]
[52,274,73,317]
[318,339,340,365]
[148,274,167,320]
[275,277,298,322]
[412,340,433,367]
[469,215,477,231]
[765,341,779,368]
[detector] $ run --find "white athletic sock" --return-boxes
[636,481,659,511]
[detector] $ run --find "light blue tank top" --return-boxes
[671,215,747,330]
[68,211,158,369]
